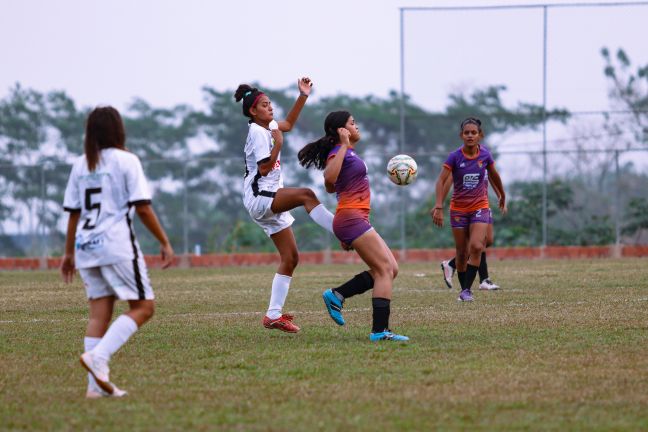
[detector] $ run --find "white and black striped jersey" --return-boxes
[63,148,151,269]
[242,122,284,208]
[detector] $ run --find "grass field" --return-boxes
[2,259,648,431]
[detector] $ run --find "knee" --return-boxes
[391,262,399,279]
[302,188,318,203]
[373,261,393,279]
[282,251,299,270]
[142,302,155,321]
[469,240,485,255]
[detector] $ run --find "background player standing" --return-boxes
[431,117,506,302]
[61,106,174,398]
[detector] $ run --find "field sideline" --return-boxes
[2,259,648,430]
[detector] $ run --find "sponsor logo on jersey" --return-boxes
[76,236,105,251]
[478,160,483,168]
[460,162,466,167]
[463,173,480,189]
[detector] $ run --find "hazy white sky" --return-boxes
[1,0,647,114]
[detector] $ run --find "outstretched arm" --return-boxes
[277,77,312,132]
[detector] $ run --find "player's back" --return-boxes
[64,148,150,268]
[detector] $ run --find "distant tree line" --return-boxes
[0,48,646,256]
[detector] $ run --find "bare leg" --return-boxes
[126,299,155,327]
[352,230,397,300]
[452,228,469,272]
[271,187,321,213]
[270,227,299,277]
[86,296,115,338]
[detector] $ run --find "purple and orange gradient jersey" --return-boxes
[443,145,494,212]
[327,145,371,211]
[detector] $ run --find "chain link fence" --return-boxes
[1,144,647,258]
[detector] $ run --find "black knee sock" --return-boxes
[478,252,489,282]
[457,271,466,289]
[464,264,479,291]
[448,257,456,269]
[333,271,374,300]
[371,297,390,333]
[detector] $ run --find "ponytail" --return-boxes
[298,136,336,170]
[234,84,264,119]
[298,110,352,170]
[84,106,126,172]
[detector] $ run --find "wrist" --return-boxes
[434,206,443,210]
[299,92,309,97]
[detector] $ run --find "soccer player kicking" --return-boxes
[299,111,408,341]
[432,117,506,302]
[235,77,336,333]
[61,107,174,398]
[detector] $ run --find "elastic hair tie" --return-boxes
[244,91,252,98]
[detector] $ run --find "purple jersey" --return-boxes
[327,145,371,211]
[443,145,494,212]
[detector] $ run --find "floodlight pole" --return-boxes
[541,6,548,248]
[399,8,407,258]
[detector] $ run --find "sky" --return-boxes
[2,0,647,113]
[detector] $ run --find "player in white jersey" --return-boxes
[235,78,335,333]
[60,106,174,398]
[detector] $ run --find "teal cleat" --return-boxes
[322,289,345,326]
[369,330,410,342]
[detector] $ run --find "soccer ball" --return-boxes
[387,154,417,186]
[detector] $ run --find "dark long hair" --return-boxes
[234,84,264,119]
[460,116,483,133]
[298,111,351,170]
[84,106,126,172]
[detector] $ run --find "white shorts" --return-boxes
[246,195,295,237]
[79,257,154,301]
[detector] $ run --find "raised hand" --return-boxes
[337,128,351,146]
[298,77,313,96]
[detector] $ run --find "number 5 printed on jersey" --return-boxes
[83,188,101,230]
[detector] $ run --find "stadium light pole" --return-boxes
[542,5,548,248]
[614,150,621,247]
[399,7,407,258]
[398,1,648,251]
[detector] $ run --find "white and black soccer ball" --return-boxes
[387,154,417,186]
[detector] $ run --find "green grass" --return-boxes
[2,259,648,431]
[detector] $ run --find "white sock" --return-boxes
[266,274,292,320]
[92,315,138,362]
[309,204,334,234]
[84,336,101,391]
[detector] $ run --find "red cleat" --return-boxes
[263,315,300,333]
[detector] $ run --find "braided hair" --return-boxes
[298,111,351,170]
[234,84,265,119]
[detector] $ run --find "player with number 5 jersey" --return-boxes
[61,106,174,398]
